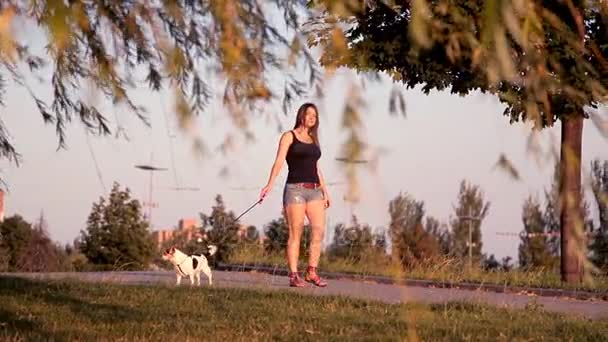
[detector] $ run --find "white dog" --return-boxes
[162,245,217,286]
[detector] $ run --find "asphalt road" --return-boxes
[3,270,608,321]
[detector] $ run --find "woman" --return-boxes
[260,102,330,287]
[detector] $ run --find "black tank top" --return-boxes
[285,131,321,184]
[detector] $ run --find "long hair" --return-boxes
[293,102,320,146]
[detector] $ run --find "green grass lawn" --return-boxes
[0,276,606,341]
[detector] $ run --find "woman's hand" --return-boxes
[323,192,331,208]
[259,184,271,202]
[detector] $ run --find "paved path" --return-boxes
[3,270,608,321]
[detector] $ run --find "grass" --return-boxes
[0,276,606,341]
[228,246,608,293]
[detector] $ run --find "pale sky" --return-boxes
[1,11,607,262]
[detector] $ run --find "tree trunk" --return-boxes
[560,114,585,283]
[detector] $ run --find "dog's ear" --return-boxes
[170,246,176,253]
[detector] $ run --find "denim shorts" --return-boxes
[283,183,324,206]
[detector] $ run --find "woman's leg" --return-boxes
[284,203,306,273]
[305,199,326,267]
[304,198,327,287]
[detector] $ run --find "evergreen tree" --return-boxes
[243,225,260,244]
[482,254,501,271]
[449,180,490,264]
[424,216,452,255]
[590,159,608,270]
[0,245,8,272]
[519,196,555,269]
[327,216,375,262]
[200,194,240,263]
[80,182,155,270]
[0,215,33,271]
[373,227,388,254]
[389,192,441,267]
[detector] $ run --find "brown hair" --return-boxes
[293,102,320,146]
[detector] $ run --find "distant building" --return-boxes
[152,218,205,249]
[152,229,175,249]
[153,219,266,249]
[178,218,198,241]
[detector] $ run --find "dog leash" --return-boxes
[201,198,262,247]
[234,198,263,222]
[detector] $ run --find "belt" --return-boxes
[293,182,321,189]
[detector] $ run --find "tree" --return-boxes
[17,212,71,272]
[264,216,289,254]
[327,216,375,262]
[373,227,388,254]
[0,1,321,164]
[424,216,452,255]
[0,213,71,272]
[590,159,608,270]
[482,254,501,271]
[482,253,514,272]
[544,163,563,258]
[0,214,33,271]
[231,225,262,261]
[449,180,490,265]
[200,194,240,263]
[501,256,514,272]
[80,182,155,270]
[518,196,555,270]
[312,0,608,283]
[243,225,260,244]
[388,192,441,267]
[0,245,8,272]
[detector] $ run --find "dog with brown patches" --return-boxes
[162,245,217,286]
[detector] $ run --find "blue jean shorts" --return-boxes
[283,183,324,206]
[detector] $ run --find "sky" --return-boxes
[1,10,607,262]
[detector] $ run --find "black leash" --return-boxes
[234,198,263,222]
[201,198,262,252]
